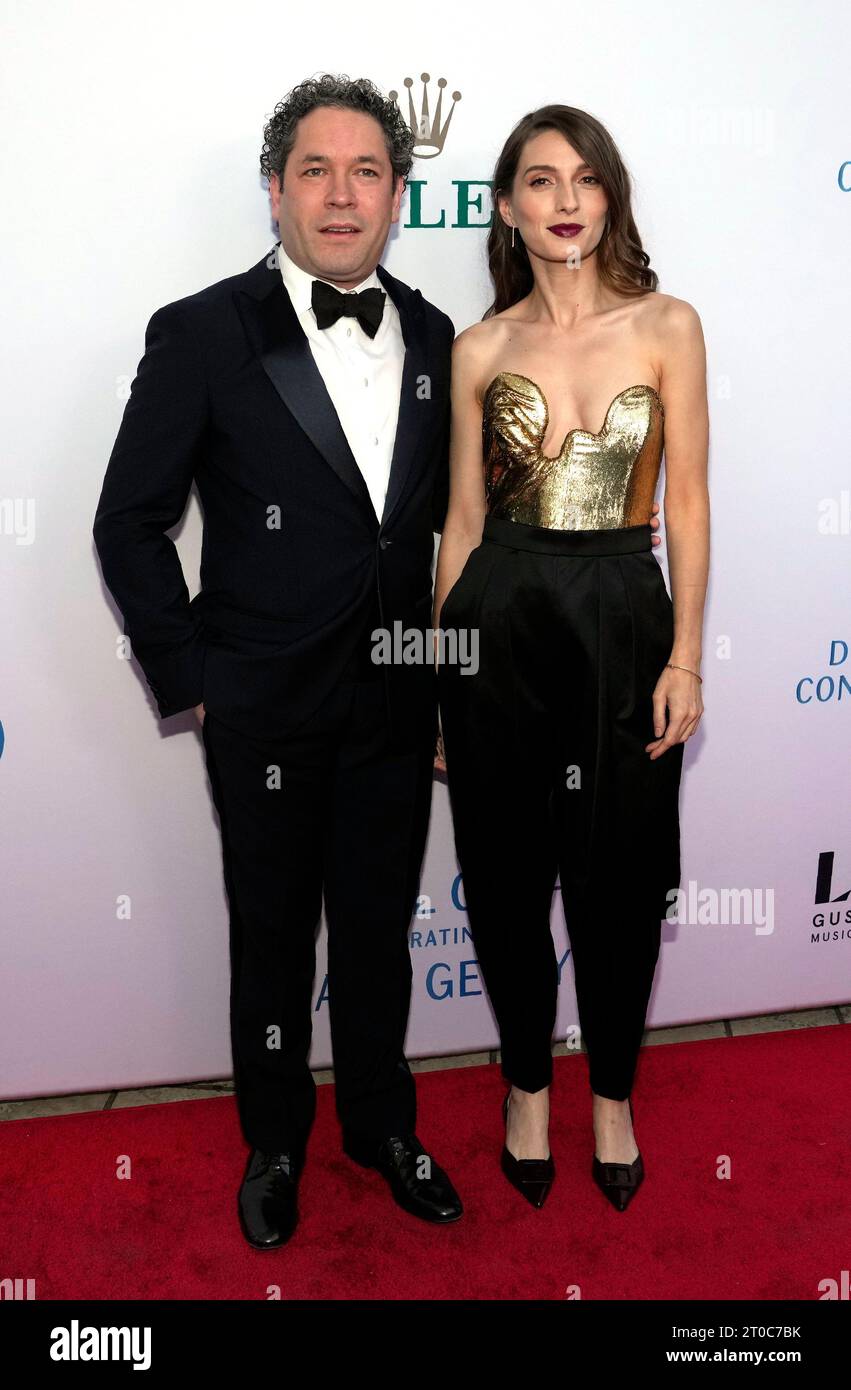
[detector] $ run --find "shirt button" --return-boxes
[374,436,379,445]
[364,377,369,387]
[346,327,352,337]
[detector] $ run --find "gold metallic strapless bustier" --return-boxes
[482,371,665,530]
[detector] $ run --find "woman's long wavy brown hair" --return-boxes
[484,105,657,319]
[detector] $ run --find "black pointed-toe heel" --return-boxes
[591,1096,644,1212]
[500,1090,555,1209]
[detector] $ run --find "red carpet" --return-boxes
[2,1024,849,1300]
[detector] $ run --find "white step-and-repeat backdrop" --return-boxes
[2,0,849,1096]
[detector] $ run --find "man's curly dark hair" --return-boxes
[260,73,415,190]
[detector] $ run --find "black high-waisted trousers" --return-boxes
[437,515,684,1100]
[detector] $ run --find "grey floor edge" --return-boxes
[2,1005,846,1122]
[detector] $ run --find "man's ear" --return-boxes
[391,173,406,223]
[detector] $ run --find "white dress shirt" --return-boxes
[277,241,405,523]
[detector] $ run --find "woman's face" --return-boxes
[499,129,609,265]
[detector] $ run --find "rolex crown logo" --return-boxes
[389,73,462,159]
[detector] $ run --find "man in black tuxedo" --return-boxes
[93,74,462,1248]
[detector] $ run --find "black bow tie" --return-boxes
[311,279,386,338]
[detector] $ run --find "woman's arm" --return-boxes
[432,328,488,635]
[649,298,710,756]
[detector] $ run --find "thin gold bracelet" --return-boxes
[667,662,703,683]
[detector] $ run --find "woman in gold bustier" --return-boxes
[434,105,709,1212]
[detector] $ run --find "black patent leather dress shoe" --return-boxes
[343,1132,463,1223]
[238,1148,301,1249]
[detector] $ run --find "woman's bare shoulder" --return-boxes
[644,290,703,333]
[451,317,518,401]
[640,292,705,379]
[640,292,707,406]
[452,317,506,355]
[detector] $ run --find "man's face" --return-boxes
[270,105,405,288]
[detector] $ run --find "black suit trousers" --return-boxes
[200,657,435,1155]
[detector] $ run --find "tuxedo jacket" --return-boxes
[93,245,455,750]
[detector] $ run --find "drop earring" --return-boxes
[511,224,515,249]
